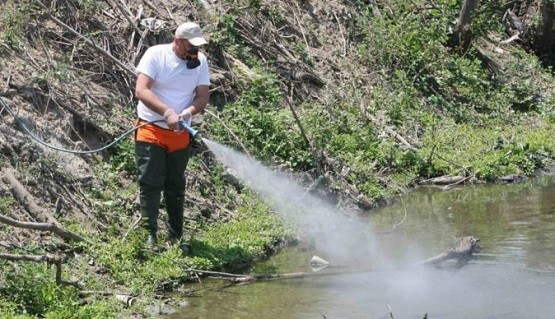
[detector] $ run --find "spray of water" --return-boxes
[203,138,390,268]
[192,139,555,318]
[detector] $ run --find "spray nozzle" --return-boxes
[179,119,201,139]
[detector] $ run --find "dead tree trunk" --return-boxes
[185,268,371,283]
[0,213,84,242]
[538,0,555,63]
[2,168,62,227]
[420,236,479,266]
[450,0,480,53]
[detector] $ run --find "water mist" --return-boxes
[202,139,388,268]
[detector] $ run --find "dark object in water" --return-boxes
[420,236,480,266]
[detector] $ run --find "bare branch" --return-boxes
[366,113,418,151]
[0,213,85,242]
[204,109,252,156]
[0,253,81,287]
[2,168,62,227]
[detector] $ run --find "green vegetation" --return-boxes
[0,152,291,318]
[0,197,15,214]
[189,195,291,270]
[207,72,314,170]
[1,0,555,318]
[206,0,555,199]
[0,0,33,50]
[0,261,124,319]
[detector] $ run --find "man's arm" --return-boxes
[182,85,210,116]
[135,73,180,130]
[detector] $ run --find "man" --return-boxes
[134,22,210,252]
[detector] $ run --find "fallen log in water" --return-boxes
[420,236,479,266]
[184,236,480,283]
[420,175,471,186]
[184,268,370,283]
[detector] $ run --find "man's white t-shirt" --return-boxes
[136,43,210,129]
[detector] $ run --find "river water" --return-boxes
[169,173,555,319]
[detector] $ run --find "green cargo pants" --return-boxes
[135,141,192,241]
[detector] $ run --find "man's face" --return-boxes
[175,38,194,59]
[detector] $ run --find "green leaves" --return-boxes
[0,263,81,318]
[0,0,34,50]
[208,73,314,170]
[189,196,290,270]
[419,119,555,180]
[89,230,186,293]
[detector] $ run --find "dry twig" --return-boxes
[0,252,81,287]
[35,0,136,76]
[0,213,85,242]
[204,109,251,156]
[3,169,61,226]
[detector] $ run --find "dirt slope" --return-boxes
[0,0,551,246]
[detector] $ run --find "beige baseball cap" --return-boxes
[175,22,208,46]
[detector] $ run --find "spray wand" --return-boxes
[179,119,201,140]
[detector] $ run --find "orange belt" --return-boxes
[135,119,190,153]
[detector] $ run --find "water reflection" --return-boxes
[171,175,555,319]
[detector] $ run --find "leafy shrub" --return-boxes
[0,0,34,50]
[0,262,123,318]
[208,73,314,170]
